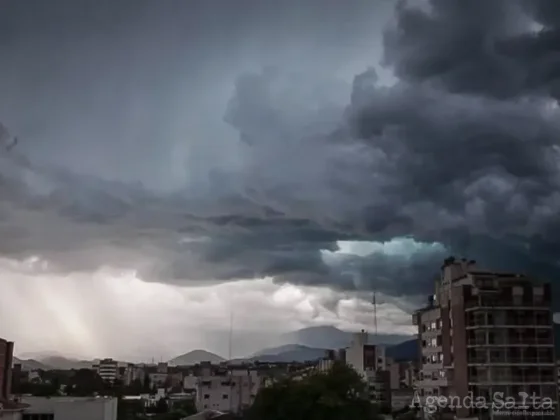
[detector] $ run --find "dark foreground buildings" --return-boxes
[0,337,14,400]
[414,257,556,420]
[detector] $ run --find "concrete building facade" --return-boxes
[195,368,262,414]
[345,330,390,406]
[93,359,118,384]
[20,397,117,420]
[0,339,13,402]
[388,359,418,390]
[413,257,557,419]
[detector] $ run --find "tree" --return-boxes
[247,361,382,420]
[125,378,144,395]
[67,369,104,396]
[143,374,152,393]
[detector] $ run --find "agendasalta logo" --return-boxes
[412,391,555,415]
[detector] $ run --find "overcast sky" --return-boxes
[1,0,560,360]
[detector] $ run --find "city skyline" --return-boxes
[2,0,560,361]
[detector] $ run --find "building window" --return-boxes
[204,394,210,399]
[223,394,229,399]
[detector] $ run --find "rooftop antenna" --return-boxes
[228,308,234,361]
[372,291,378,338]
[228,306,234,413]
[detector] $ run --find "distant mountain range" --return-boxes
[12,357,51,371]
[13,327,417,370]
[12,353,131,371]
[279,326,412,349]
[231,326,418,363]
[238,340,418,364]
[13,324,560,370]
[229,344,328,363]
[168,350,225,366]
[13,356,94,371]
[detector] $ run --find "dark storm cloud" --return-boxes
[2,0,560,304]
[384,0,560,99]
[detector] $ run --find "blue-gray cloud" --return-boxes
[1,0,560,303]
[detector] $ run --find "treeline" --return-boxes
[13,368,152,397]
[246,361,386,420]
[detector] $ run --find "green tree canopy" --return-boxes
[67,369,104,397]
[246,361,382,420]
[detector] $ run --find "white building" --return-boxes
[20,397,118,420]
[157,363,168,374]
[184,374,197,390]
[27,371,41,383]
[123,364,145,386]
[93,359,118,383]
[196,369,262,414]
[148,373,168,388]
[317,358,334,372]
[345,330,390,405]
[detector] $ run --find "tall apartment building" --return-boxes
[345,330,390,406]
[413,257,556,419]
[93,359,119,383]
[0,337,14,400]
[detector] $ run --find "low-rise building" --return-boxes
[388,359,418,390]
[0,400,29,420]
[20,396,117,420]
[157,363,168,374]
[122,364,145,386]
[148,373,168,388]
[390,388,415,411]
[196,368,262,414]
[184,374,197,391]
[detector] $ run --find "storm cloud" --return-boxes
[1,0,560,308]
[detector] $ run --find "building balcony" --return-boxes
[468,357,555,365]
[467,338,553,346]
[466,323,552,329]
[468,375,556,384]
[421,329,442,337]
[416,378,448,388]
[465,300,550,310]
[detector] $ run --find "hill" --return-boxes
[168,350,225,366]
[248,344,327,363]
[279,325,413,349]
[12,357,52,371]
[386,339,418,361]
[39,356,94,370]
[246,339,418,364]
